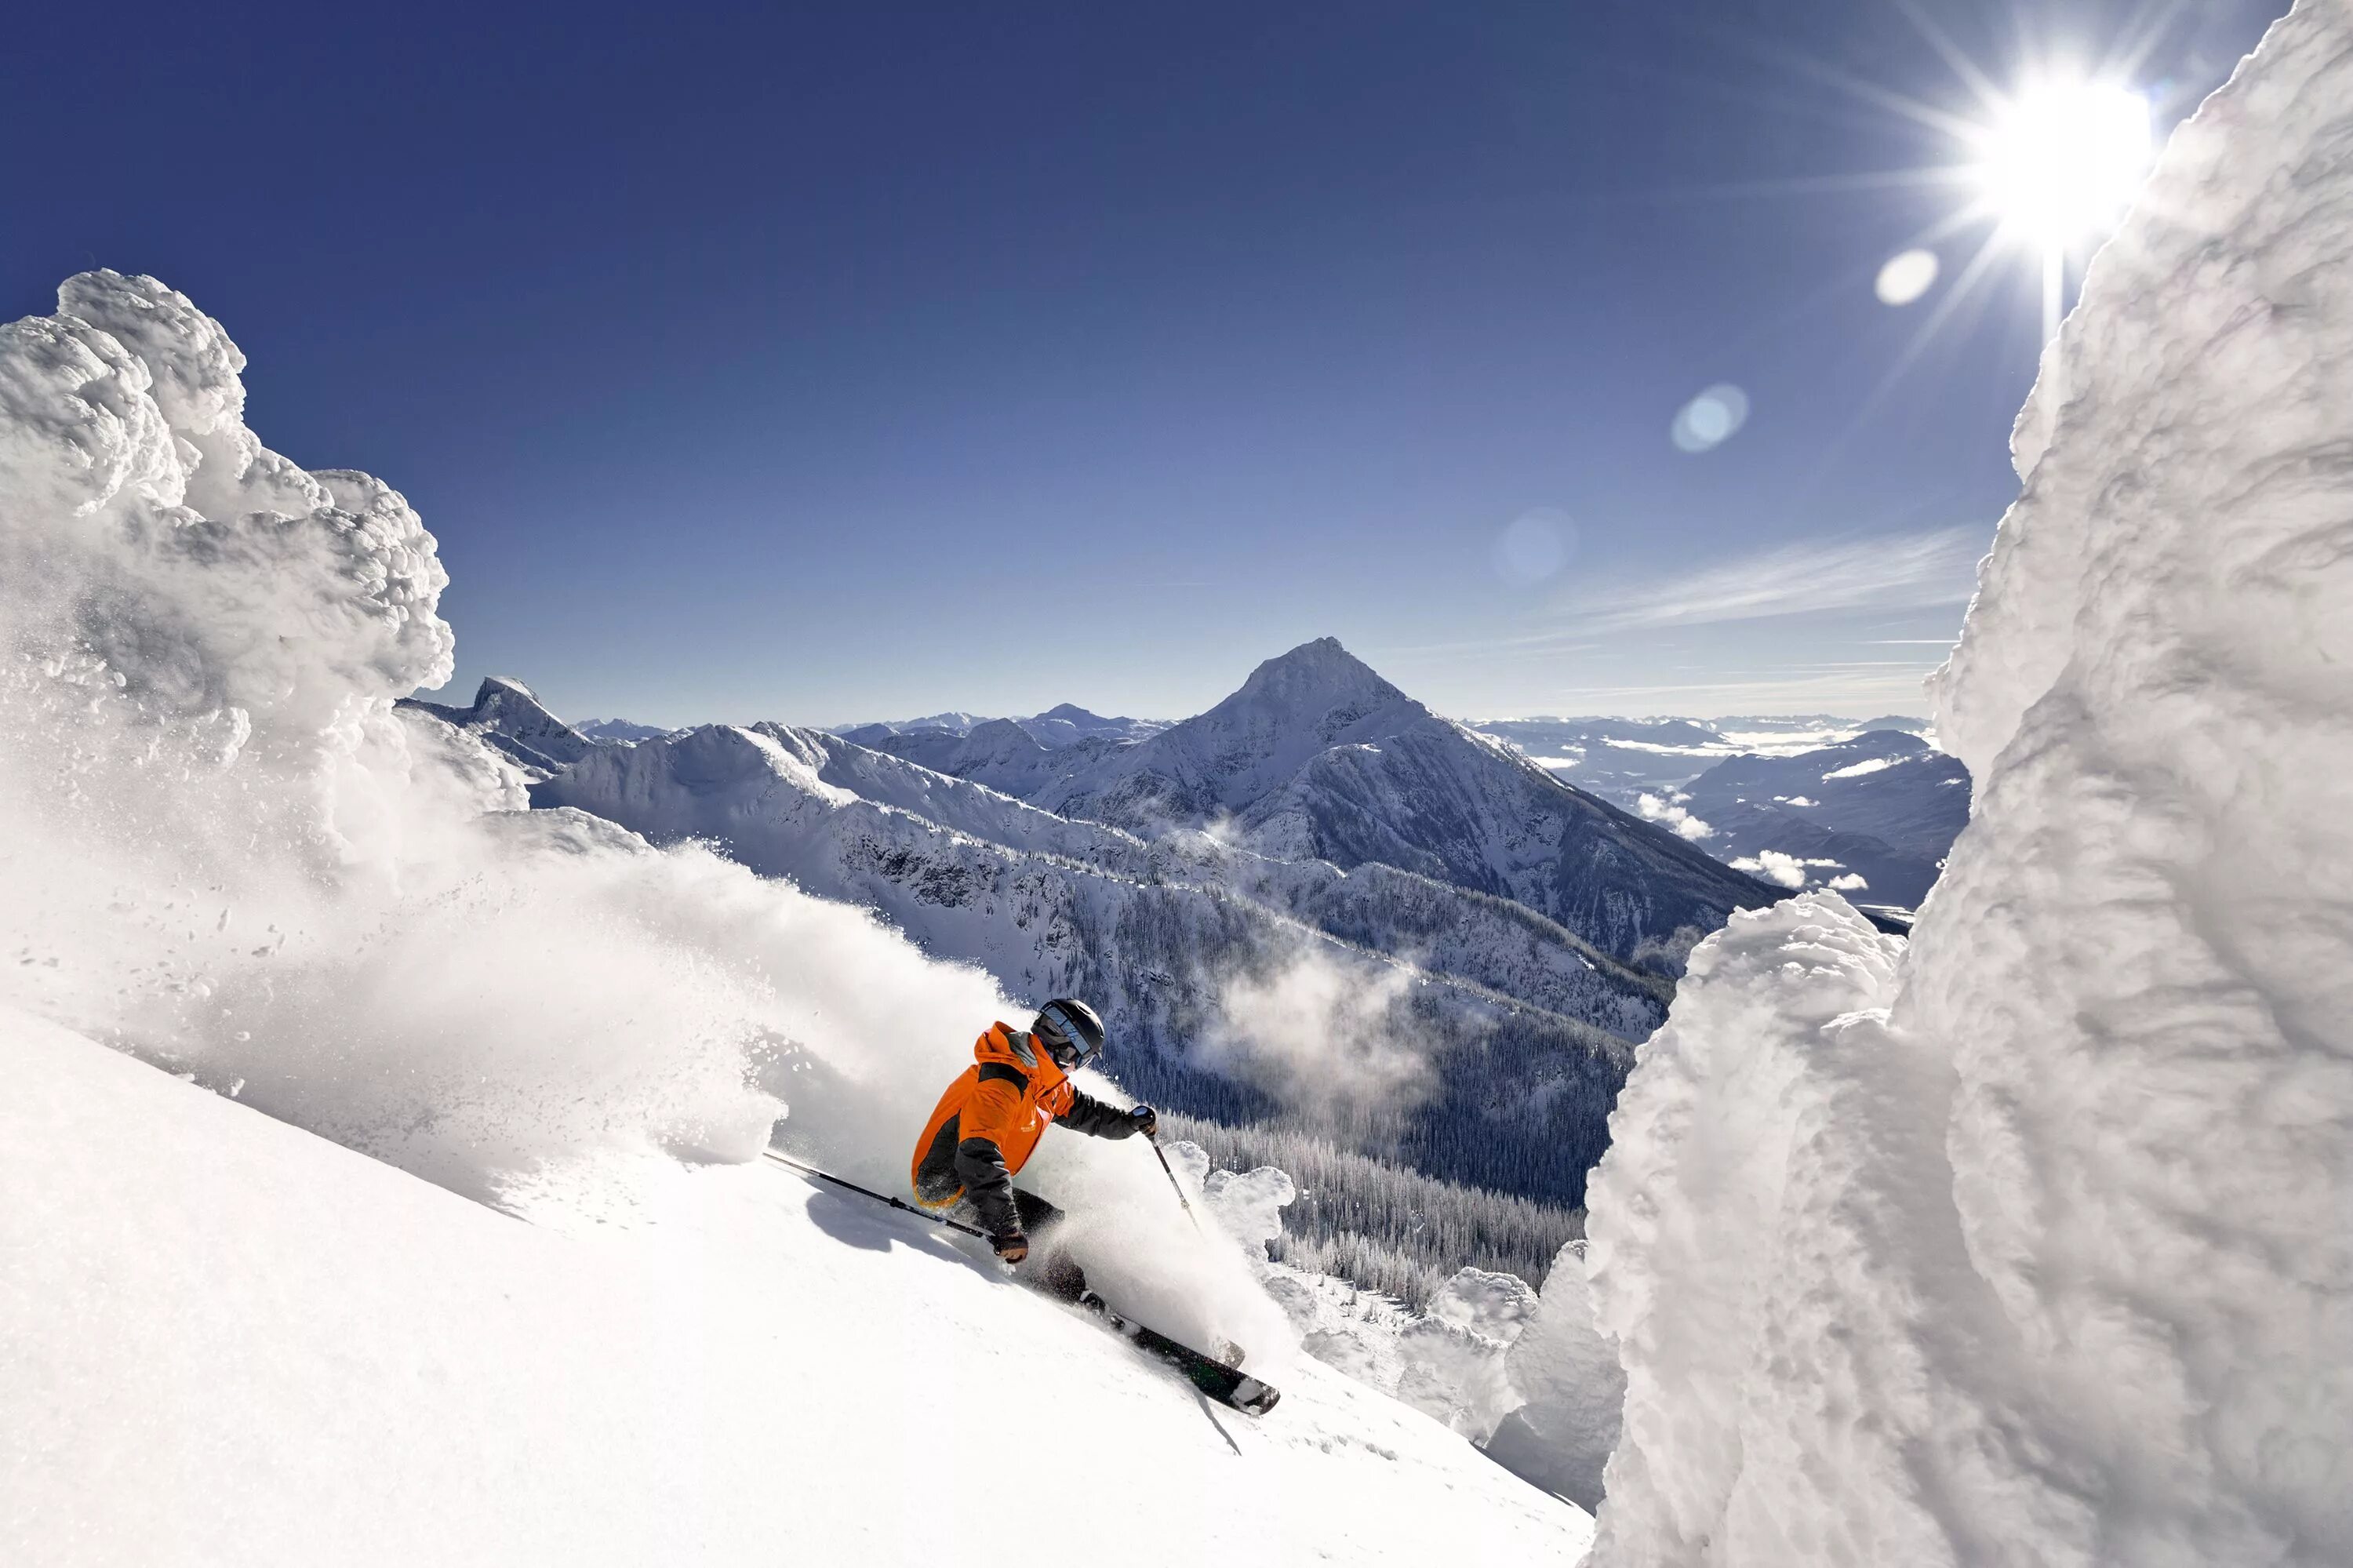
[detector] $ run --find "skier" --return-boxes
[908,998,1157,1300]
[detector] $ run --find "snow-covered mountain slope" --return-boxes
[534,720,1664,1204]
[1038,639,1778,963]
[4,1010,1593,1567]
[1586,6,2353,1560]
[398,675,603,773]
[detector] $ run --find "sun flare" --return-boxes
[1970,78,2155,249]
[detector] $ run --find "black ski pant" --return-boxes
[957,1188,1089,1303]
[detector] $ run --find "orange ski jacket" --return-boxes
[909,1021,1139,1238]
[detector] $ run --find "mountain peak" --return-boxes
[1036,702,1109,725]
[1234,638,1402,710]
[962,717,1045,750]
[397,673,597,772]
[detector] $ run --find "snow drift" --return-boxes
[1584,5,2353,1563]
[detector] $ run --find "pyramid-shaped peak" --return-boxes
[1234,638,1403,708]
[478,675,540,704]
[1036,702,1111,724]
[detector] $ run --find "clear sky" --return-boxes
[2,1,2285,726]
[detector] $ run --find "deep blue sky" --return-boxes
[2,1,2283,725]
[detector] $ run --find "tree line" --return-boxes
[1162,1110,1586,1309]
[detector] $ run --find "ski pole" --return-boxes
[1144,1133,1205,1234]
[760,1148,992,1241]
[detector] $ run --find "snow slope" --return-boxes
[1584,5,2353,1562]
[3,1009,1591,1566]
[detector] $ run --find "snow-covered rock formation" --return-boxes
[1583,5,2353,1562]
[1484,1240,1623,1512]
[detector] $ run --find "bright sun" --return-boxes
[1971,78,2155,249]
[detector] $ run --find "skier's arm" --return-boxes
[953,1137,1020,1239]
[1060,1087,1149,1141]
[955,1074,1028,1240]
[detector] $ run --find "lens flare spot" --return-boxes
[1671,384,1750,453]
[1875,249,1940,306]
[1492,508,1576,584]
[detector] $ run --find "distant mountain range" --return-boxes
[835,703,1168,749]
[1674,730,1969,909]
[399,642,1965,1206]
[1468,712,1966,915]
[574,717,670,744]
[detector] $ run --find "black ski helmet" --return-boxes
[1032,998,1107,1069]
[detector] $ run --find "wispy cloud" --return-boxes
[1555,526,1985,635]
[1380,526,1984,670]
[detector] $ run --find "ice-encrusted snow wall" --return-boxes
[1584,4,2353,1563]
[0,271,1288,1362]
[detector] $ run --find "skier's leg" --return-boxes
[1010,1189,1089,1303]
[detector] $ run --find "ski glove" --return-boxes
[1129,1104,1158,1139]
[994,1232,1029,1264]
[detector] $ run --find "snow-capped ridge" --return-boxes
[398,675,601,773]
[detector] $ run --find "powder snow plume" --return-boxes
[0,271,1288,1361]
[1584,5,2353,1563]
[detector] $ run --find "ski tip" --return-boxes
[1231,1377,1280,1416]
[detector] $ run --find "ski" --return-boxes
[1078,1291,1281,1416]
[757,1151,1278,1414]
